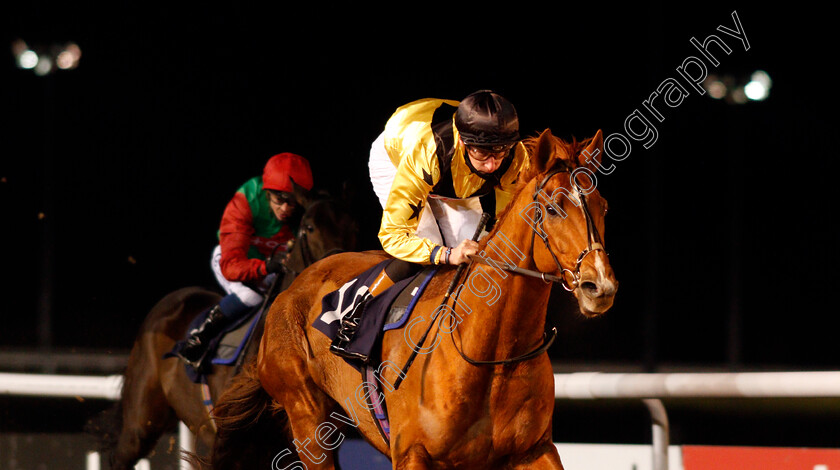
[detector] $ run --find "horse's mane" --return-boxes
[484,131,594,241]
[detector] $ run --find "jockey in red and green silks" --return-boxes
[176,153,313,368]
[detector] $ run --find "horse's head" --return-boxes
[289,180,359,268]
[521,129,618,317]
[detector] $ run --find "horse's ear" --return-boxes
[578,129,604,171]
[531,128,556,174]
[290,177,312,207]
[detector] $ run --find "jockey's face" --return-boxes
[465,143,512,175]
[267,191,297,221]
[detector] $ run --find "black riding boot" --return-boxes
[176,305,228,368]
[329,293,372,362]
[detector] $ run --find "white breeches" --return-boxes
[210,245,276,307]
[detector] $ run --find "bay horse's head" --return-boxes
[288,179,359,268]
[521,128,618,317]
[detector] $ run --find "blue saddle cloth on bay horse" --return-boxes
[165,304,263,384]
[313,259,438,370]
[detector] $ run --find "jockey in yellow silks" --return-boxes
[371,91,530,265]
[330,90,530,362]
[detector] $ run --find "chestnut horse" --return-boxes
[209,129,617,469]
[101,187,358,470]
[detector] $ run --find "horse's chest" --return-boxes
[417,378,552,456]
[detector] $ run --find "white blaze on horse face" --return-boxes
[592,249,610,284]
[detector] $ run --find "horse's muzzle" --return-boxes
[575,267,618,317]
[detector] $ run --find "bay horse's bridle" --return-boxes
[287,198,348,273]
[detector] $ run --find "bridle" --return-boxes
[470,166,606,292]
[289,198,348,271]
[448,166,608,366]
[392,166,611,382]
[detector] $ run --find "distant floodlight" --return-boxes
[707,80,727,99]
[57,42,82,69]
[18,50,38,69]
[744,81,768,101]
[704,69,772,104]
[34,56,53,76]
[751,70,772,89]
[12,39,28,56]
[12,39,81,75]
[730,87,747,104]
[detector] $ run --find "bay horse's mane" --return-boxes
[484,131,595,241]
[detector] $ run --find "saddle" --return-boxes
[313,260,439,445]
[165,305,263,384]
[313,260,438,370]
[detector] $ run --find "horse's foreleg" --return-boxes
[260,354,341,469]
[509,442,565,470]
[393,444,433,470]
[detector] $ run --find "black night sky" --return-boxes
[2,2,837,372]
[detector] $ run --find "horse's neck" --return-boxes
[284,237,308,275]
[451,213,552,360]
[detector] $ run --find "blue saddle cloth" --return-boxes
[165,305,262,383]
[313,260,438,370]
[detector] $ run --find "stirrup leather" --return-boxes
[329,294,371,362]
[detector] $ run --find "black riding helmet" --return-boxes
[455,90,520,149]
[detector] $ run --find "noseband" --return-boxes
[394,166,611,375]
[441,167,609,367]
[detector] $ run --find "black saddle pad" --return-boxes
[313,260,438,370]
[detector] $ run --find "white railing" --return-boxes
[4,370,840,470]
[0,372,193,470]
[553,370,840,470]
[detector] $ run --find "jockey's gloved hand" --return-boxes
[264,251,286,274]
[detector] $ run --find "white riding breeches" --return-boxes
[210,245,277,307]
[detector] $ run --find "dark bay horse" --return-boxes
[102,187,358,470]
[210,129,617,469]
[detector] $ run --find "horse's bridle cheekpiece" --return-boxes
[470,166,606,292]
[393,166,609,382]
[449,166,608,367]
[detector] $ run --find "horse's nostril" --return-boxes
[580,281,600,297]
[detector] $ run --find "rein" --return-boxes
[235,197,346,372]
[392,166,609,385]
[446,168,606,366]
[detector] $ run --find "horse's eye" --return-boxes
[545,204,557,216]
[306,224,315,232]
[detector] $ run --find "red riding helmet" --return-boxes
[262,153,314,193]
